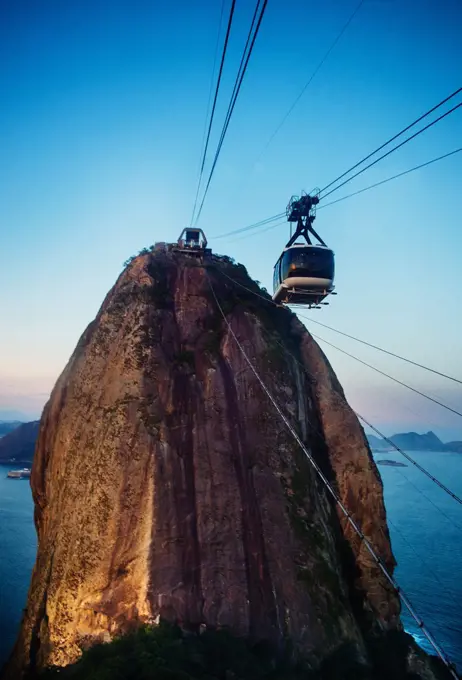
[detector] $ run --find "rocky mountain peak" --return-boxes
[2,249,447,679]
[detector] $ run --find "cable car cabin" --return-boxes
[178,228,207,249]
[272,243,335,306]
[173,228,211,256]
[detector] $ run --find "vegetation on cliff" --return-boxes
[37,623,307,680]
[36,623,450,680]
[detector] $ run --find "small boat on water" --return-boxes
[7,468,31,479]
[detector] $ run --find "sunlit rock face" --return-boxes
[3,250,407,678]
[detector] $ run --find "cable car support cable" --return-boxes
[317,147,462,210]
[205,270,458,679]
[213,266,462,509]
[319,86,462,196]
[312,333,462,419]
[293,312,462,385]
[215,0,264,149]
[387,461,462,535]
[209,146,461,241]
[194,0,269,225]
[226,219,287,243]
[210,211,286,240]
[201,0,263,205]
[191,0,237,225]
[190,0,227,224]
[319,100,462,200]
[356,413,462,507]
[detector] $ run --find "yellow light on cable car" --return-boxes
[290,264,296,270]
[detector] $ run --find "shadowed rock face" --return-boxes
[3,251,404,678]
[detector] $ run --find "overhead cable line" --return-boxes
[254,0,365,159]
[210,89,462,241]
[206,270,458,678]
[213,267,462,509]
[319,86,462,196]
[388,460,462,535]
[216,0,263,142]
[216,267,275,302]
[191,0,236,225]
[210,211,285,240]
[201,0,262,209]
[318,147,462,209]
[320,100,462,199]
[194,0,269,225]
[312,333,462,419]
[217,269,462,418]
[357,414,462,507]
[210,146,461,242]
[294,312,462,385]
[227,219,287,243]
[190,0,227,224]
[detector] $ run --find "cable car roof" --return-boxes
[282,243,334,252]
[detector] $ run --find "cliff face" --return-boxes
[4,251,410,677]
[0,421,39,464]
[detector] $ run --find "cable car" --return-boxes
[272,193,335,308]
[177,228,208,250]
[273,243,335,306]
[172,228,212,257]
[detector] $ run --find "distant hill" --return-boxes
[0,421,23,437]
[390,431,445,451]
[367,430,461,453]
[0,420,39,463]
[445,441,462,453]
[366,434,390,451]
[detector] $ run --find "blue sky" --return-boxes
[0,0,461,438]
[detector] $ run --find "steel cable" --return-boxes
[319,87,462,196]
[206,269,458,678]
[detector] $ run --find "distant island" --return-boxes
[367,431,462,453]
[2,422,461,467]
[0,421,40,464]
[376,459,407,467]
[0,420,23,437]
[445,440,462,453]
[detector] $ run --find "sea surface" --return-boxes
[374,449,462,670]
[0,466,37,667]
[0,451,461,670]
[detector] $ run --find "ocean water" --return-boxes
[0,466,37,667]
[373,449,462,670]
[0,453,461,670]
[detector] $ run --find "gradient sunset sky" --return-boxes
[1,0,461,438]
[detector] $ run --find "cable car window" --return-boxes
[281,248,334,281]
[273,256,282,291]
[185,230,199,243]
